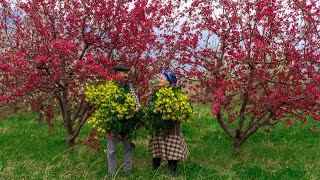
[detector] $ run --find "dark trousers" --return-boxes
[152,158,177,175]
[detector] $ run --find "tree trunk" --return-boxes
[61,107,76,149]
[233,138,244,154]
[59,97,92,149]
[67,134,75,148]
[63,114,76,149]
[37,113,43,124]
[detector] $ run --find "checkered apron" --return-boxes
[148,133,189,160]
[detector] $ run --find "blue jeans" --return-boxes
[107,132,132,175]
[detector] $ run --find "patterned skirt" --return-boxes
[148,133,189,160]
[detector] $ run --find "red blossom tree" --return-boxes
[0,0,319,152]
[0,0,165,147]
[168,0,319,152]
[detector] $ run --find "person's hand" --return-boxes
[133,108,139,114]
[153,106,159,114]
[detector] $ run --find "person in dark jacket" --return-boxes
[107,64,139,177]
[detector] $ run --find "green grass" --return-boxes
[0,104,320,179]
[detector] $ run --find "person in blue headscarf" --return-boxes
[148,70,189,177]
[160,70,178,84]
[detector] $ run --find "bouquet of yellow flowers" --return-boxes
[147,86,194,135]
[85,80,140,138]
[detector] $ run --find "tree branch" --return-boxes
[72,95,85,121]
[70,105,95,142]
[216,111,236,139]
[236,60,254,136]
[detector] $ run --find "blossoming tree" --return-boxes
[0,0,319,152]
[171,0,319,152]
[0,0,163,147]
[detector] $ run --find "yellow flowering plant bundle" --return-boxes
[84,80,140,145]
[147,86,194,135]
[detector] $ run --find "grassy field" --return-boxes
[0,104,320,179]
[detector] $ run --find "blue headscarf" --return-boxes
[161,70,177,84]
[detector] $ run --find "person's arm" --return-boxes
[129,84,139,105]
[129,84,140,113]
